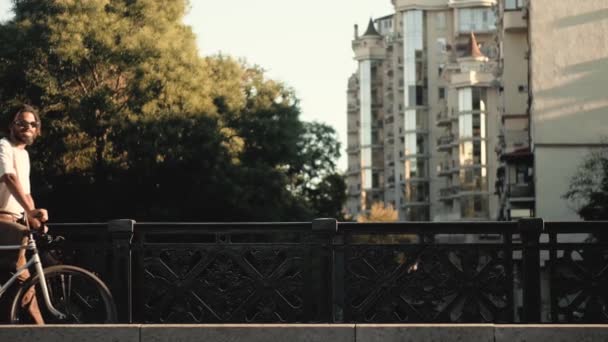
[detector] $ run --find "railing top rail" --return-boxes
[545,221,608,233]
[338,221,519,234]
[134,221,312,233]
[45,220,608,235]
[48,223,107,227]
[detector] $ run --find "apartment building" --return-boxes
[494,0,534,221]
[347,0,608,222]
[346,0,501,221]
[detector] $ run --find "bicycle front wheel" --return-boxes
[10,265,117,324]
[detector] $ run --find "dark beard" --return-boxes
[11,132,35,145]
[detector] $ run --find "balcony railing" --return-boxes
[437,134,455,151]
[499,129,530,154]
[508,183,535,199]
[503,9,527,32]
[439,186,460,199]
[436,111,452,127]
[40,219,608,324]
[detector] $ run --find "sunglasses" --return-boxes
[13,120,39,129]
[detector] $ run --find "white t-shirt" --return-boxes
[0,137,31,216]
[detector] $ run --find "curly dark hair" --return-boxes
[5,104,42,137]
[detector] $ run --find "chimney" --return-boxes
[354,24,359,39]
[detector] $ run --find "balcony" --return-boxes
[503,9,527,32]
[439,186,459,201]
[498,129,530,155]
[436,111,452,127]
[437,134,455,152]
[346,145,359,154]
[447,0,497,8]
[437,161,455,177]
[346,167,360,176]
[507,183,535,200]
[401,200,430,208]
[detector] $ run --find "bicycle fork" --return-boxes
[30,246,67,320]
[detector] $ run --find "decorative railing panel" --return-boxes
[30,219,608,324]
[131,223,333,323]
[338,223,518,323]
[546,222,608,323]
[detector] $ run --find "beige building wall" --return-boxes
[501,33,528,116]
[529,0,608,220]
[535,147,594,220]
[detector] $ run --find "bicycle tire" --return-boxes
[9,265,117,324]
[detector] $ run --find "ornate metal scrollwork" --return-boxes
[344,245,512,323]
[552,247,608,323]
[138,246,309,323]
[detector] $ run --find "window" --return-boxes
[505,0,525,10]
[458,8,496,32]
[461,195,489,218]
[436,38,447,54]
[409,86,426,106]
[439,87,446,100]
[372,172,380,188]
[436,12,447,30]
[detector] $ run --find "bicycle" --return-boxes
[0,219,117,324]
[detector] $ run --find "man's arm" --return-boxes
[1,173,48,222]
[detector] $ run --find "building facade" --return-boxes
[346,0,501,221]
[347,0,608,222]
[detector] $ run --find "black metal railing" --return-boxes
[39,218,608,324]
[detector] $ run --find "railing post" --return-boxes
[108,219,135,323]
[519,218,543,323]
[311,218,339,322]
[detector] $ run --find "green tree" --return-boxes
[357,202,399,223]
[0,1,347,222]
[563,144,608,220]
[291,122,345,219]
[0,0,216,219]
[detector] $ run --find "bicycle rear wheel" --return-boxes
[10,265,117,324]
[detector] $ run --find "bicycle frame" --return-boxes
[0,232,67,320]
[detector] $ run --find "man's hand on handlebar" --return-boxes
[27,208,48,222]
[27,208,49,233]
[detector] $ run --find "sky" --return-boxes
[0,0,395,171]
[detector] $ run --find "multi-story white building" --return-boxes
[346,0,608,222]
[346,0,501,221]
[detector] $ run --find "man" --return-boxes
[0,104,48,324]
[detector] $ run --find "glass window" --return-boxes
[404,109,416,131]
[459,113,473,138]
[472,88,487,111]
[361,167,372,189]
[505,0,525,10]
[459,168,488,191]
[439,87,446,100]
[405,133,417,155]
[458,8,496,32]
[459,140,486,165]
[403,182,429,202]
[372,172,380,188]
[404,157,427,179]
[437,38,447,53]
[416,86,426,106]
[359,60,372,147]
[436,12,446,30]
[461,195,489,219]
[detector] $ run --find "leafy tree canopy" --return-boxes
[0,0,346,222]
[563,143,608,220]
